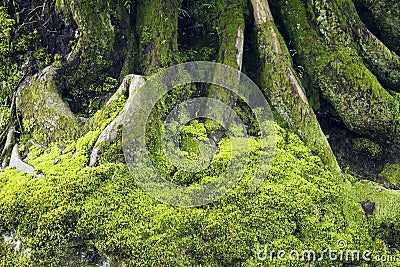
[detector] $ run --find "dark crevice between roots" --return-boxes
[317,98,400,186]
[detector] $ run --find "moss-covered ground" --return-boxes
[0,102,398,265]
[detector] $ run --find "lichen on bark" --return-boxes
[353,0,400,56]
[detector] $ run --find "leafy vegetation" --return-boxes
[0,6,25,102]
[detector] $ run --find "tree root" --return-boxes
[9,144,44,178]
[353,0,400,55]
[270,0,400,143]
[89,75,146,167]
[16,65,81,143]
[209,1,245,106]
[251,0,340,173]
[346,5,400,92]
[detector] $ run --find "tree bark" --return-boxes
[269,0,400,143]
[208,0,246,108]
[251,0,340,173]
[136,0,182,75]
[353,0,400,56]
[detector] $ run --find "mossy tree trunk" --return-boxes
[3,0,400,177]
[353,0,400,56]
[269,0,400,143]
[56,0,115,96]
[251,0,340,173]
[208,0,246,108]
[136,0,182,75]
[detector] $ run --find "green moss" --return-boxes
[85,93,126,132]
[98,135,124,164]
[345,180,400,247]
[354,0,400,55]
[18,67,81,144]
[270,0,400,142]
[56,0,117,114]
[333,0,400,92]
[352,138,382,159]
[215,0,246,69]
[136,0,182,75]
[252,4,340,173]
[1,121,397,265]
[33,47,51,69]
[379,163,400,189]
[180,120,208,155]
[0,5,34,103]
[207,0,246,107]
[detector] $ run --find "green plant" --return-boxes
[33,47,51,68]
[54,54,63,68]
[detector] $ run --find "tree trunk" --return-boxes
[251,0,340,173]
[354,0,400,55]
[136,0,182,75]
[208,0,246,108]
[269,0,400,143]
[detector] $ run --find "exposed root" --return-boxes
[89,75,146,167]
[9,144,44,178]
[208,1,245,107]
[270,0,400,143]
[251,0,340,174]
[1,127,14,159]
[352,17,400,91]
[16,65,81,143]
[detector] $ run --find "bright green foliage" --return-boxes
[352,138,382,159]
[379,163,400,189]
[0,6,23,102]
[0,119,398,266]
